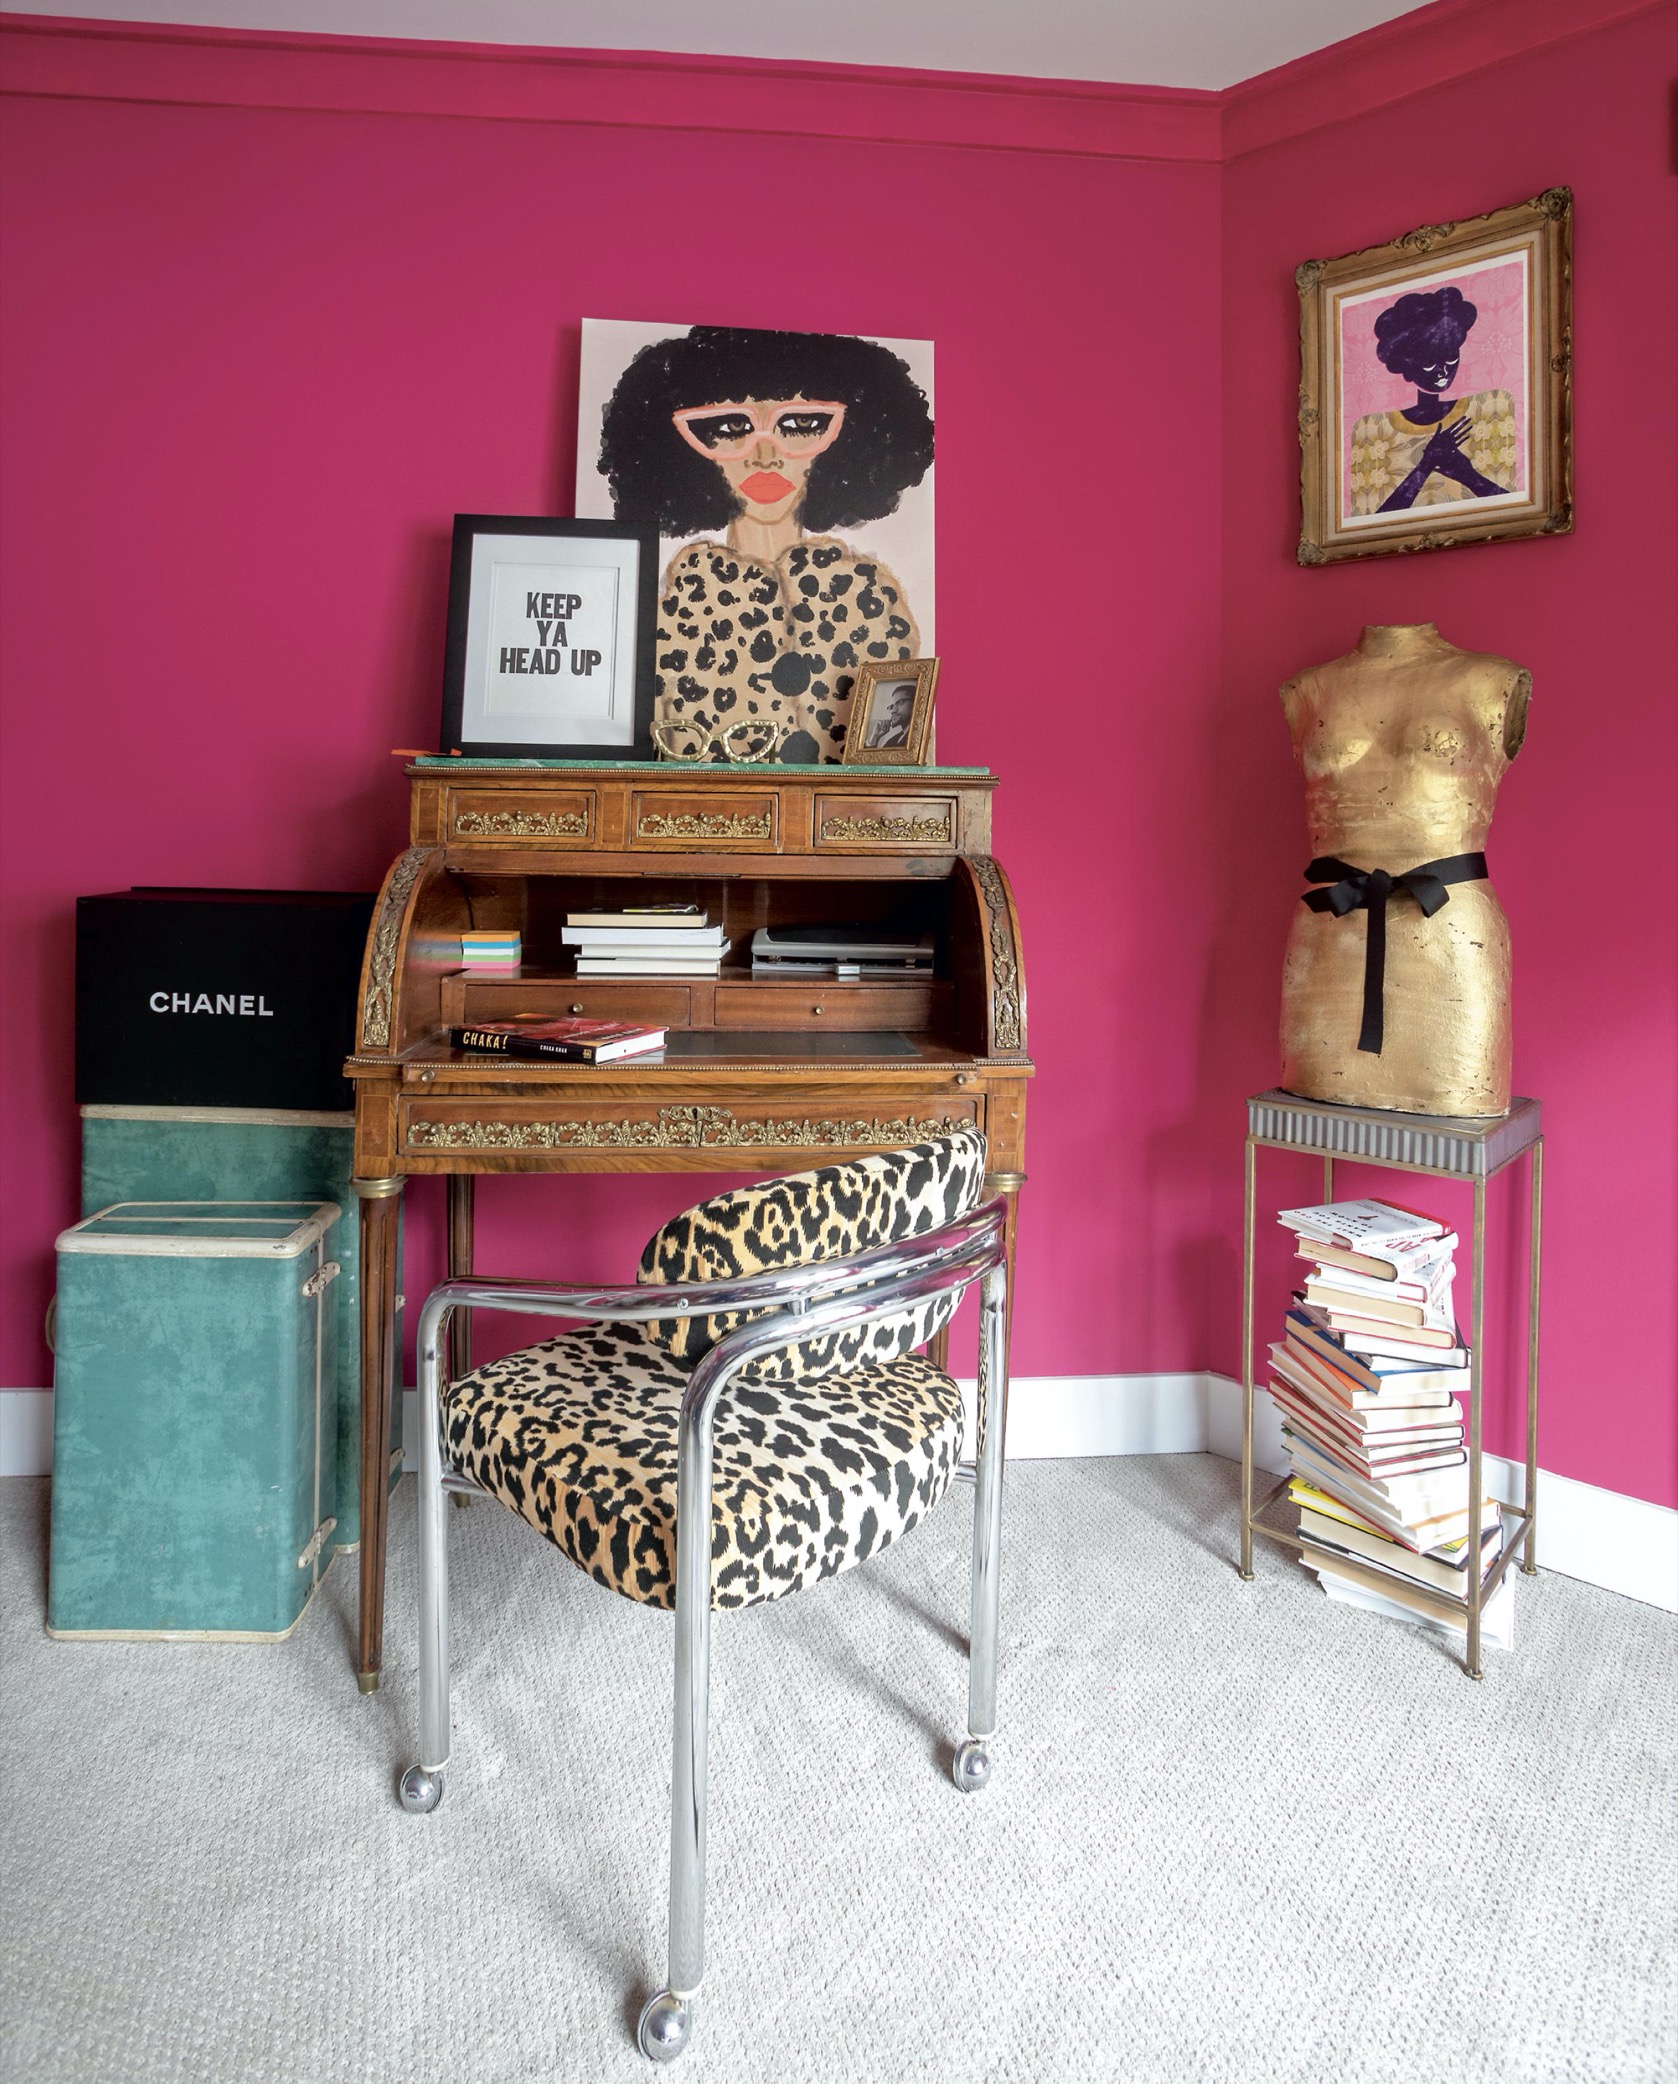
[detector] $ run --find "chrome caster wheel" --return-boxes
[637,1990,694,2064]
[952,1737,991,1794]
[398,1765,445,1814]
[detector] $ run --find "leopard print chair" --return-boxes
[397,1126,1012,2065]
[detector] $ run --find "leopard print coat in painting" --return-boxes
[657,536,918,762]
[440,1131,988,1612]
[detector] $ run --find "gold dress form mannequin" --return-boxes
[1279,623,1530,1117]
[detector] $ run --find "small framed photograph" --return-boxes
[1297,188,1572,564]
[441,515,659,758]
[842,658,939,766]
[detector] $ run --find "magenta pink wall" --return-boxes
[0,27,1224,1393]
[1,7,1673,1507]
[1215,3,1678,1505]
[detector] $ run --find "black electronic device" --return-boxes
[75,887,376,1111]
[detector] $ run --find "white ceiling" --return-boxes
[6,1,1428,94]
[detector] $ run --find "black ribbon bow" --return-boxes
[1301,852,1488,1055]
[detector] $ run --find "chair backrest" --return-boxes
[636,1126,989,1382]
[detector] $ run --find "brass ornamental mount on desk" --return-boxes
[405,1107,971,1152]
[820,812,953,844]
[359,847,430,1050]
[1279,622,1530,1118]
[637,807,774,840]
[343,759,1032,1693]
[453,807,588,837]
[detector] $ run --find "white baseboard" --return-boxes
[1196,1374,1678,1612]
[964,1370,1217,1461]
[0,1388,54,1476]
[9,1376,1674,1615]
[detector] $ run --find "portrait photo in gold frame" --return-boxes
[841,657,939,765]
[1297,188,1572,565]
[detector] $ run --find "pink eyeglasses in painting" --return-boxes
[671,399,848,460]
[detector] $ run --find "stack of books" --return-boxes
[749,924,935,978]
[561,906,729,979]
[1269,1196,1512,1648]
[459,930,520,972]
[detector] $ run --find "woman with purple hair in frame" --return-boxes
[1348,285,1518,516]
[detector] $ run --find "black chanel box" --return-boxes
[76,888,377,1111]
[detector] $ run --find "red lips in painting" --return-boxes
[740,470,796,503]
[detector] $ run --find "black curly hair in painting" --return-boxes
[1373,285,1478,384]
[598,326,934,536]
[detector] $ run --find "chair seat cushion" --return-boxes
[442,1324,965,1611]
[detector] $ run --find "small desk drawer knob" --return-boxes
[570,1002,584,1015]
[811,1004,824,1016]
[957,1072,973,1086]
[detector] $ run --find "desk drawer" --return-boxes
[713,982,939,1030]
[447,789,595,844]
[399,1093,979,1158]
[456,981,693,1027]
[813,793,956,850]
[628,788,778,851]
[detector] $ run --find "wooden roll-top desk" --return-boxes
[345,758,1032,1690]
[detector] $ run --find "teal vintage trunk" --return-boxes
[50,1202,342,1639]
[78,1106,400,1553]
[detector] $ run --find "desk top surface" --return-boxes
[376,1029,997,1073]
[410,757,991,777]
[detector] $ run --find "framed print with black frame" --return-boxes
[840,657,939,765]
[440,515,659,758]
[1297,188,1572,565]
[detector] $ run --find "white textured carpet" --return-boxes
[2,1455,1674,2084]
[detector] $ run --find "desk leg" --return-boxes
[447,1175,475,1380]
[355,1176,405,1694]
[983,1171,1025,1445]
[447,1176,476,1511]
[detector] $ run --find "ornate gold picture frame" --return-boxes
[1297,189,1572,565]
[841,658,939,765]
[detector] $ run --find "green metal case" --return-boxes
[78,1106,399,1554]
[50,1202,343,1639]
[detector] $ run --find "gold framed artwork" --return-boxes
[840,658,939,765]
[1296,188,1572,565]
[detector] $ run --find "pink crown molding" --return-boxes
[1222,0,1666,158]
[0,16,1222,164]
[0,0,1665,161]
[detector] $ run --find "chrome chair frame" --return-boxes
[399,1197,1010,2064]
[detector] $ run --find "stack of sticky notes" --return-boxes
[459,931,521,972]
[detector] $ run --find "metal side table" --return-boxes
[1239,1090,1543,1679]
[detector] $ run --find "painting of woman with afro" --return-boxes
[1345,278,1521,520]
[579,323,934,763]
